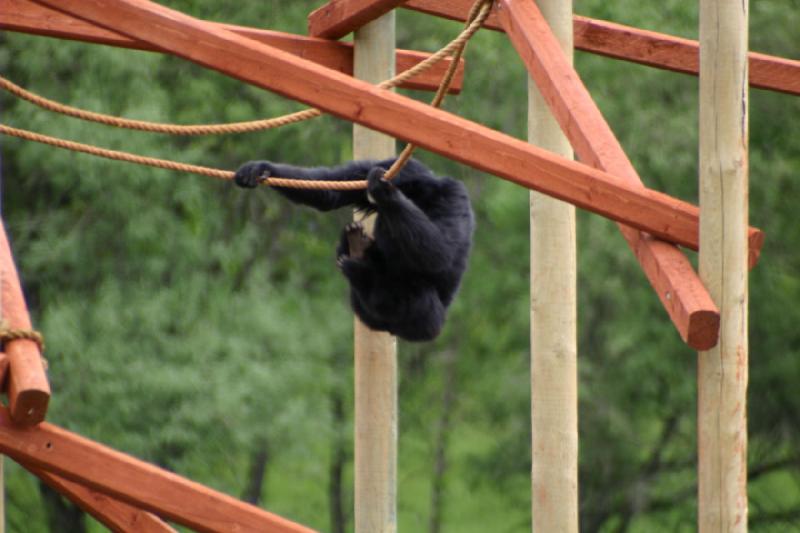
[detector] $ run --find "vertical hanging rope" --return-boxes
[382,0,492,181]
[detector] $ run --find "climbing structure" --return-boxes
[0,0,796,531]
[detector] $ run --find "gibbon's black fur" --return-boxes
[234,158,475,341]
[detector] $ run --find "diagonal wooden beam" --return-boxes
[0,219,50,426]
[402,0,800,96]
[308,0,409,39]
[31,0,764,263]
[26,462,177,533]
[1,0,462,94]
[497,0,720,349]
[0,409,314,533]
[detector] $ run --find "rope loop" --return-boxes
[0,321,45,352]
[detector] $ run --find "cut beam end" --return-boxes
[685,309,721,351]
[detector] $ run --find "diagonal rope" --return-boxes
[383,0,491,181]
[0,0,492,189]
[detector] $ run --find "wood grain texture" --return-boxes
[0,409,315,533]
[28,464,176,533]
[402,0,800,96]
[528,0,579,530]
[499,0,720,349]
[697,0,750,530]
[29,0,764,260]
[352,13,399,533]
[2,0,462,93]
[0,220,50,426]
[309,0,408,39]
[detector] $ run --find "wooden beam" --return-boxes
[26,463,176,533]
[0,409,314,533]
[573,16,800,97]
[0,219,50,426]
[498,0,721,349]
[1,0,462,94]
[528,0,579,530]
[402,0,800,96]
[352,12,399,533]
[697,0,749,530]
[309,0,408,40]
[29,0,764,263]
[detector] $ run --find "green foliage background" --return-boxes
[1,1,798,531]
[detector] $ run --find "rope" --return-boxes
[0,321,45,352]
[0,124,366,189]
[0,0,491,189]
[383,0,492,181]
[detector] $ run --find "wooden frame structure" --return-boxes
[0,0,781,529]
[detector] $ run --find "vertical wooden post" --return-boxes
[353,12,398,533]
[698,0,749,531]
[528,1,577,531]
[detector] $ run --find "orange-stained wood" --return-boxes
[0,220,50,426]
[309,0,409,39]
[402,0,800,96]
[498,0,721,349]
[29,0,764,259]
[1,0,462,93]
[28,463,177,533]
[0,409,314,533]
[572,16,800,97]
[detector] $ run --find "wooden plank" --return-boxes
[498,0,721,349]
[26,463,176,533]
[402,0,800,96]
[0,408,315,533]
[697,0,749,530]
[0,219,50,426]
[30,0,765,262]
[1,0,462,93]
[572,16,800,97]
[528,0,579,530]
[309,0,408,39]
[352,13,398,533]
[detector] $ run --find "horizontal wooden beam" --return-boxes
[31,0,764,261]
[402,0,800,96]
[0,409,314,533]
[308,0,408,39]
[0,219,50,426]
[499,0,719,348]
[26,462,177,533]
[1,0,462,94]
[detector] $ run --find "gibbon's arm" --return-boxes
[236,160,389,211]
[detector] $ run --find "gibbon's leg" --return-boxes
[378,286,446,342]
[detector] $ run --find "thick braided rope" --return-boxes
[0,4,487,137]
[0,124,366,189]
[0,321,45,352]
[383,0,492,181]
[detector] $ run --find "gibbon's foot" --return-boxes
[345,222,373,259]
[234,161,273,188]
